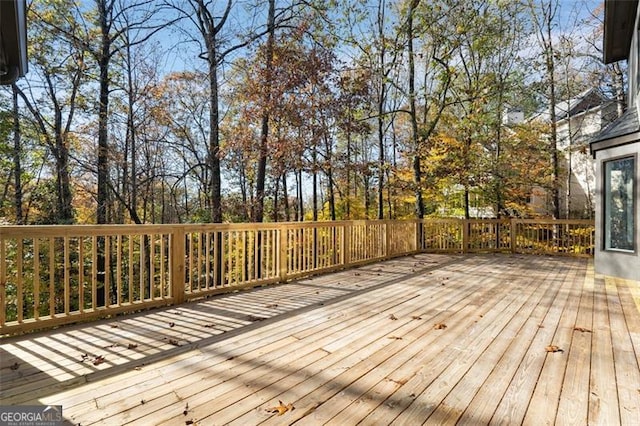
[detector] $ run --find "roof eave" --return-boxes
[603,0,638,64]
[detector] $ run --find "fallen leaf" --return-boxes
[183,403,189,416]
[387,336,402,340]
[354,272,361,276]
[185,420,194,425]
[110,324,119,328]
[168,339,181,346]
[248,315,266,322]
[389,314,398,320]
[9,362,19,370]
[134,366,142,371]
[267,400,294,416]
[141,400,146,405]
[574,327,592,333]
[411,315,422,320]
[80,353,89,362]
[545,345,563,353]
[127,343,138,350]
[169,322,175,328]
[265,304,278,309]
[93,355,106,365]
[172,311,183,315]
[434,323,447,330]
[204,323,215,328]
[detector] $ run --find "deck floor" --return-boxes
[1,254,640,425]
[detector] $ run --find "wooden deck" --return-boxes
[1,253,639,425]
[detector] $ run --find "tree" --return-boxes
[14,0,89,224]
[528,0,561,219]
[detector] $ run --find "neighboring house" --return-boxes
[589,0,640,281]
[528,89,618,219]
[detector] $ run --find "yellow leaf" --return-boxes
[267,400,294,416]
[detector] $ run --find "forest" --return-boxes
[0,0,625,226]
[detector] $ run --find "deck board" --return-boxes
[1,253,639,425]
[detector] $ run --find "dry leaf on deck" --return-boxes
[545,345,563,353]
[110,324,119,328]
[387,336,402,340]
[9,362,19,370]
[169,322,175,328]
[168,339,181,346]
[389,314,398,320]
[204,323,215,328]
[411,315,422,320]
[248,315,266,322]
[265,304,278,309]
[434,323,447,330]
[574,326,592,333]
[127,343,138,350]
[354,272,361,276]
[267,400,294,416]
[93,355,106,365]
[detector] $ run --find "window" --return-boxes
[604,156,636,251]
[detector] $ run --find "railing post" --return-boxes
[384,221,391,259]
[510,218,517,254]
[171,226,185,304]
[415,220,422,253]
[279,225,288,283]
[462,219,469,253]
[343,222,351,267]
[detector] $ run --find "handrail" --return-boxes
[0,218,594,335]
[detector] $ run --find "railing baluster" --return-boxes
[64,237,69,315]
[16,239,23,322]
[34,239,40,319]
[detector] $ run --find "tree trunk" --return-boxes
[612,62,625,118]
[96,0,111,307]
[296,169,304,221]
[312,147,318,221]
[282,173,290,221]
[254,0,276,223]
[208,57,222,223]
[272,174,280,222]
[408,0,424,219]
[376,0,386,220]
[12,86,22,224]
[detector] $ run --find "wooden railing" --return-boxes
[421,219,595,256]
[0,219,593,335]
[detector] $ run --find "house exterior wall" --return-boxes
[593,143,640,281]
[591,0,640,281]
[531,104,615,219]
